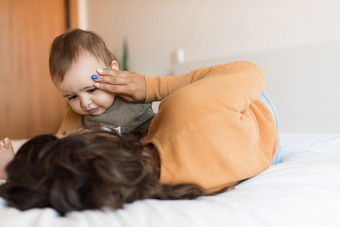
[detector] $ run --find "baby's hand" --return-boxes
[0,138,15,180]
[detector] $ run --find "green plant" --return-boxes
[122,38,129,71]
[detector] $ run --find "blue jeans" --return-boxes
[259,90,282,165]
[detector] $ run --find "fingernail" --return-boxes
[94,82,100,87]
[92,74,98,80]
[104,68,110,70]
[97,69,103,73]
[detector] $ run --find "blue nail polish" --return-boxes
[104,68,110,70]
[92,74,98,80]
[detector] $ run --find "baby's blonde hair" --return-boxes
[49,29,117,84]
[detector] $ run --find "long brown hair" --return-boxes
[0,130,203,215]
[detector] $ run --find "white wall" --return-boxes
[84,0,340,133]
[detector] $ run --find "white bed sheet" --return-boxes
[1,133,340,227]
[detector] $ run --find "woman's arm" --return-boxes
[92,61,264,104]
[144,61,264,102]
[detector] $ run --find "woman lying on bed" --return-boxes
[0,61,280,215]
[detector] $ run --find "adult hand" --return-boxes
[93,69,146,103]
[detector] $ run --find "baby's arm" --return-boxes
[57,108,83,135]
[0,138,15,180]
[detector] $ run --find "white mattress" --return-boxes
[1,133,340,227]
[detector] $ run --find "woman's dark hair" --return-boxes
[0,130,203,215]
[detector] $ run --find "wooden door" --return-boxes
[0,0,69,139]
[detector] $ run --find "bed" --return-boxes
[2,39,340,226]
[1,133,340,227]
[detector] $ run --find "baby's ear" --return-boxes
[110,60,119,70]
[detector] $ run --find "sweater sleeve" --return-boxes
[144,61,265,103]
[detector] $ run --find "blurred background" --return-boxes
[1,0,340,139]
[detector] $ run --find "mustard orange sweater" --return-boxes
[143,61,278,193]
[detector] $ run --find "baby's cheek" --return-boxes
[96,92,115,109]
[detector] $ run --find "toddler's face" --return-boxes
[55,53,115,116]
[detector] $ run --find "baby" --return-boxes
[50,29,155,135]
